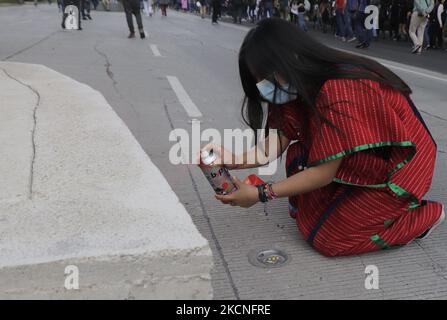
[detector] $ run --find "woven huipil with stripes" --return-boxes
[268,78,443,256]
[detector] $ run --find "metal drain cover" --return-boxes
[248,248,290,268]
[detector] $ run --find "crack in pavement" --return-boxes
[1,68,39,200]
[420,109,447,123]
[415,241,447,283]
[93,42,119,89]
[93,42,118,90]
[93,41,139,117]
[163,101,241,300]
[2,31,60,61]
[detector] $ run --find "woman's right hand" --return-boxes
[200,143,241,170]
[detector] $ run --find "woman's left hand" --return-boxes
[215,176,259,208]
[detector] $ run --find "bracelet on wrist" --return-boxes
[257,184,268,203]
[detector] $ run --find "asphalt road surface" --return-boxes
[1,4,447,299]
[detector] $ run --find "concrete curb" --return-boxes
[0,62,213,299]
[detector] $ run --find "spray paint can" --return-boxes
[199,149,237,195]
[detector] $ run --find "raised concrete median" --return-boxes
[0,62,213,299]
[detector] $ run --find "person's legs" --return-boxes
[343,9,354,39]
[61,0,66,28]
[422,21,430,48]
[143,0,149,16]
[429,22,437,48]
[132,3,144,36]
[300,13,307,31]
[211,3,218,22]
[353,13,364,42]
[123,1,135,34]
[238,5,243,22]
[335,9,345,38]
[289,11,293,23]
[265,2,272,18]
[307,187,444,256]
[77,0,82,29]
[437,24,444,48]
[409,12,422,48]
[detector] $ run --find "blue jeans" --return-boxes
[298,13,307,31]
[423,23,430,48]
[335,9,345,37]
[343,9,354,38]
[264,2,273,18]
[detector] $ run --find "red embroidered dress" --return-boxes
[268,78,443,256]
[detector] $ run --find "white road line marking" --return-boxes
[166,76,203,118]
[150,44,162,57]
[168,11,447,84]
[333,47,447,84]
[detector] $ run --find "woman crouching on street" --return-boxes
[207,18,445,257]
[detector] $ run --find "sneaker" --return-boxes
[341,37,346,42]
[416,205,445,240]
[356,42,368,49]
[347,36,356,42]
[412,45,421,54]
[128,32,135,38]
[139,31,145,39]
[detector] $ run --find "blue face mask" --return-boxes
[256,79,297,104]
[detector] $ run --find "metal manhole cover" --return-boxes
[248,248,290,268]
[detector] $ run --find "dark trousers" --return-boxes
[353,12,372,44]
[248,4,255,22]
[429,22,444,49]
[82,0,91,17]
[232,4,242,23]
[335,9,345,37]
[212,3,221,22]
[122,0,143,33]
[160,4,168,16]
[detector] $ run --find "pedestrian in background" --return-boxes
[82,0,92,19]
[390,0,401,40]
[290,0,299,23]
[122,0,146,38]
[320,0,331,33]
[409,0,434,54]
[428,0,446,49]
[143,0,154,16]
[160,0,169,15]
[277,0,288,19]
[257,0,264,20]
[248,0,257,22]
[232,0,244,23]
[182,0,188,11]
[264,0,274,17]
[297,2,308,30]
[342,0,355,41]
[198,0,208,18]
[211,0,222,23]
[335,0,347,40]
[353,0,373,49]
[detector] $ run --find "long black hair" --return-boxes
[239,18,411,142]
